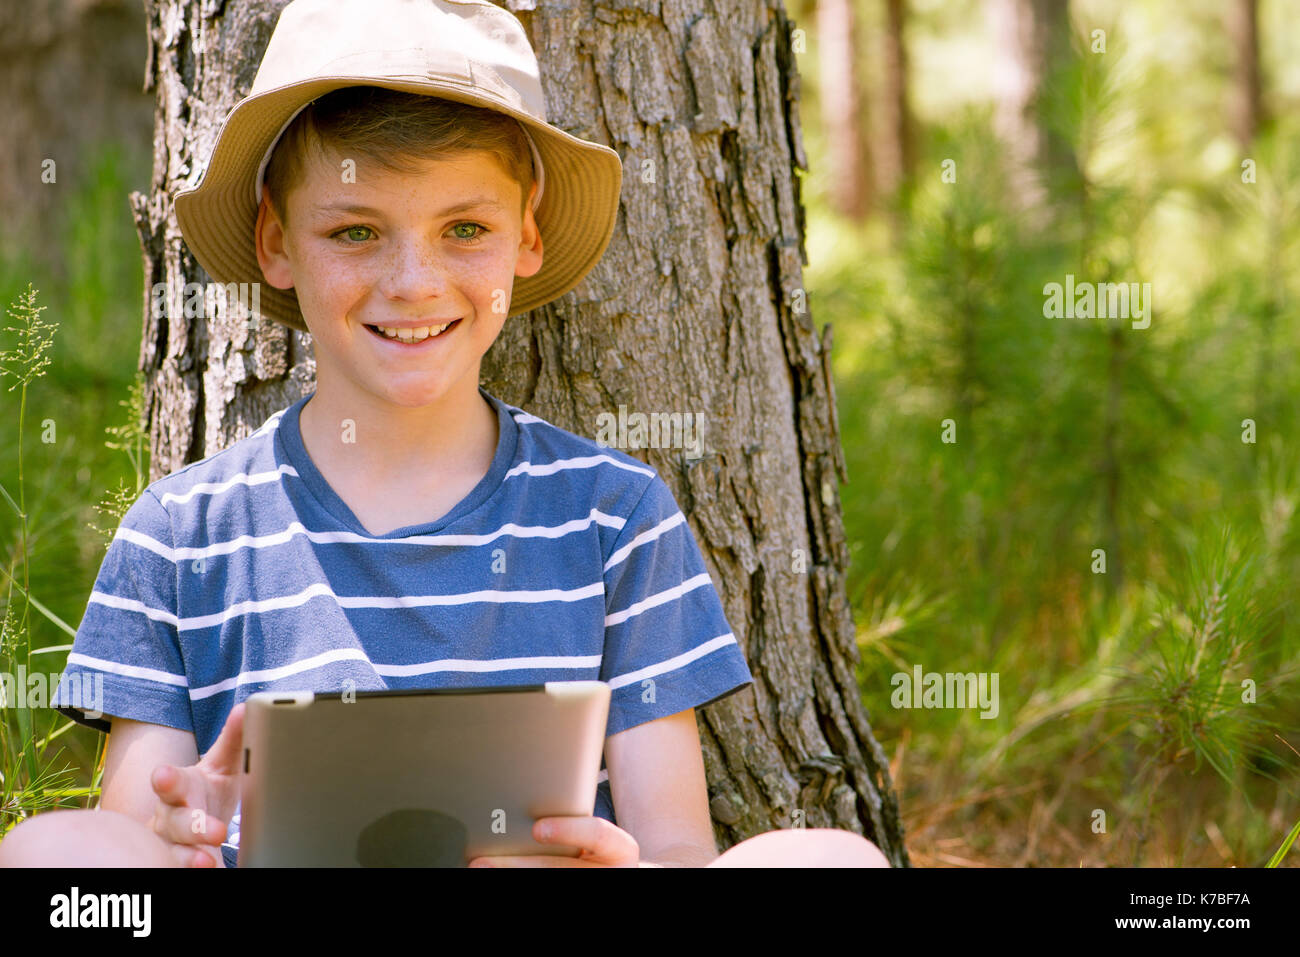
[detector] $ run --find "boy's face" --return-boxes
[255,142,543,410]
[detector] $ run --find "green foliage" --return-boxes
[812,10,1300,865]
[89,374,150,550]
[1267,816,1300,868]
[0,141,149,836]
[0,285,76,830]
[1107,528,1286,786]
[0,286,58,391]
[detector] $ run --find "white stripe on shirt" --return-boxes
[189,651,605,700]
[374,653,604,679]
[606,633,739,690]
[66,652,188,687]
[604,573,712,627]
[188,648,379,700]
[87,591,180,627]
[156,465,299,506]
[178,580,606,632]
[604,512,686,572]
[505,454,655,480]
[116,509,628,564]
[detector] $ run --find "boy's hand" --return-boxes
[148,703,246,868]
[467,816,642,867]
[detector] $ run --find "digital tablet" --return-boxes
[237,681,611,867]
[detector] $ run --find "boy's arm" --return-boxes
[604,707,720,867]
[98,709,247,867]
[98,717,199,824]
[592,472,755,867]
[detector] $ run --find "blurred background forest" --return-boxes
[793,0,1300,866]
[0,0,1297,866]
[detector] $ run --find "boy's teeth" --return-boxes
[373,320,453,341]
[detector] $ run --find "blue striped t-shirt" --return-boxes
[53,386,753,866]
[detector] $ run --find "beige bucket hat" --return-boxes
[173,0,623,333]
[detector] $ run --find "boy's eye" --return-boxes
[335,225,374,243]
[450,222,487,242]
[330,222,487,244]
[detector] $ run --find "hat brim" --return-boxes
[173,77,623,333]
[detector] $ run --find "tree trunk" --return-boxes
[0,0,152,274]
[133,0,909,866]
[815,0,872,218]
[874,0,912,203]
[1226,0,1262,149]
[988,0,1073,216]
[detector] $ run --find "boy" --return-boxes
[0,0,887,868]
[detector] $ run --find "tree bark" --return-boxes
[988,0,1073,216]
[133,0,310,474]
[1226,0,1262,149]
[0,0,153,274]
[874,0,912,203]
[133,0,909,866]
[815,0,872,218]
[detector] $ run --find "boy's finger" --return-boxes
[169,843,219,868]
[188,808,230,846]
[469,855,597,868]
[534,816,636,863]
[199,702,247,775]
[167,843,195,869]
[153,803,229,848]
[150,763,199,808]
[190,846,221,868]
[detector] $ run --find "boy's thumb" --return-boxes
[202,702,247,772]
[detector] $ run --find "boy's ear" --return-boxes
[515,180,544,280]
[255,184,296,291]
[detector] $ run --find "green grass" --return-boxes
[0,141,150,834]
[802,9,1300,863]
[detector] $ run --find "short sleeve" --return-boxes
[51,488,192,735]
[599,474,753,736]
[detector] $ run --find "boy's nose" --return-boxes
[380,238,454,303]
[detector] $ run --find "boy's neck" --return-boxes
[297,382,499,487]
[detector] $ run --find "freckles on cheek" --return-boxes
[305,250,373,311]
[469,257,518,308]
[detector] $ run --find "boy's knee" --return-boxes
[0,809,176,868]
[708,827,892,868]
[802,828,891,867]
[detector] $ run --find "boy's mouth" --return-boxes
[363,318,462,346]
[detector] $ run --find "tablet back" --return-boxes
[237,681,610,867]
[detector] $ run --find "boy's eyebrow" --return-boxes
[313,197,507,217]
